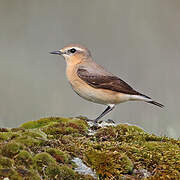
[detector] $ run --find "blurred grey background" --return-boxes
[0,0,179,138]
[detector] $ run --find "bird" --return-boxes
[50,44,164,124]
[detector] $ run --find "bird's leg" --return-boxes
[94,104,115,124]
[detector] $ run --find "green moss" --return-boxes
[0,167,41,180]
[20,117,82,129]
[0,156,13,168]
[42,118,88,138]
[0,128,9,132]
[15,168,41,180]
[93,125,180,179]
[95,124,151,144]
[78,175,96,180]
[0,131,19,141]
[20,117,62,129]
[45,164,76,179]
[57,135,82,156]
[46,148,70,164]
[1,142,22,158]
[14,130,47,148]
[85,150,133,178]
[0,117,179,179]
[115,124,149,143]
[33,152,80,179]
[0,168,18,178]
[22,129,47,139]
[33,152,56,175]
[14,150,33,168]
[95,126,117,141]
[33,152,56,164]
[66,118,89,132]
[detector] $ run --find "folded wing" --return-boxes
[77,67,149,97]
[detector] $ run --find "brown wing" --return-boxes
[77,67,143,96]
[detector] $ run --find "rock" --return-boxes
[72,157,97,179]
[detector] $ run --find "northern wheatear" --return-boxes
[50,44,164,123]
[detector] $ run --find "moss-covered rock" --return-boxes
[0,117,179,179]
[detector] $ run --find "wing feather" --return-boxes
[77,67,147,96]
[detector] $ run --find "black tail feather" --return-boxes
[147,101,164,108]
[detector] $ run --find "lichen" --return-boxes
[0,116,179,179]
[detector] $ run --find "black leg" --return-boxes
[94,105,115,123]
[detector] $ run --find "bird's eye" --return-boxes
[69,48,76,53]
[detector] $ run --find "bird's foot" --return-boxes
[91,119,102,130]
[106,119,115,124]
[91,123,100,130]
[85,118,101,130]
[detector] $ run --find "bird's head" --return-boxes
[50,44,91,63]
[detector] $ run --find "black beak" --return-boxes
[49,50,63,55]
